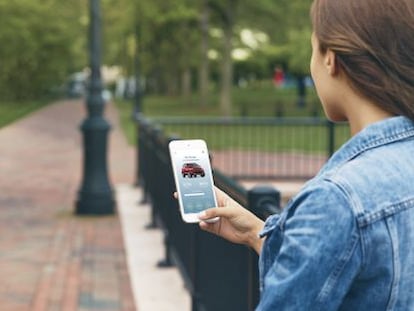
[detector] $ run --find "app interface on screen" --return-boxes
[172,147,216,214]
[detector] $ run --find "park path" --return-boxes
[0,99,136,311]
[0,98,309,311]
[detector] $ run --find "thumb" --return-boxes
[198,206,236,221]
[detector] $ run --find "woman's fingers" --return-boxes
[198,206,237,221]
[198,220,220,235]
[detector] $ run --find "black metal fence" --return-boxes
[136,115,281,311]
[146,116,349,180]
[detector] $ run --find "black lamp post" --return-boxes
[76,0,115,215]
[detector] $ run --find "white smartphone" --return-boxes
[169,139,219,223]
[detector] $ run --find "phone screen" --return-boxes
[170,141,216,215]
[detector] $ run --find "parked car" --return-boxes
[182,163,205,178]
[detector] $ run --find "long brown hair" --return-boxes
[311,0,414,120]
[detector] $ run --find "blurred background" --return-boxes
[0,0,319,127]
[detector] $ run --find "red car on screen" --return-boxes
[182,162,205,178]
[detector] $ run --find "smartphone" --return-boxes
[169,139,219,223]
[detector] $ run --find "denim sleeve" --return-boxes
[257,181,361,311]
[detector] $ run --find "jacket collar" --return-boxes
[318,116,414,177]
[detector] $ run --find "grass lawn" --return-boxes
[0,100,50,129]
[115,83,350,154]
[157,122,349,153]
[118,83,321,118]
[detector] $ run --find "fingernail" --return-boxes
[198,211,207,219]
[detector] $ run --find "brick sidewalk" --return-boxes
[0,100,136,311]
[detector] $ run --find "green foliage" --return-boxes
[0,0,87,101]
[0,100,49,129]
[285,27,312,75]
[236,0,313,77]
[99,0,314,94]
[0,0,315,104]
[101,0,134,69]
[139,0,200,94]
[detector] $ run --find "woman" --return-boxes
[198,0,414,309]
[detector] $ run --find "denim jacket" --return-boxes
[257,116,414,311]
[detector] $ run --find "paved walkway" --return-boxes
[0,99,161,311]
[0,99,302,311]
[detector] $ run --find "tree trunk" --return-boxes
[181,67,192,105]
[219,1,234,117]
[166,70,179,96]
[198,0,209,106]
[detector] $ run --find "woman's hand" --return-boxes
[198,187,265,254]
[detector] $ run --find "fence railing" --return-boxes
[146,116,349,180]
[136,114,281,311]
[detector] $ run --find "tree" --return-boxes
[208,0,240,116]
[97,0,314,113]
[102,0,135,72]
[198,0,210,107]
[0,0,87,101]
[207,0,290,116]
[110,0,200,100]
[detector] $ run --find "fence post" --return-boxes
[144,124,163,229]
[138,117,151,205]
[274,100,284,118]
[248,185,281,219]
[134,113,144,187]
[327,120,335,157]
[157,135,180,268]
[157,231,173,268]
